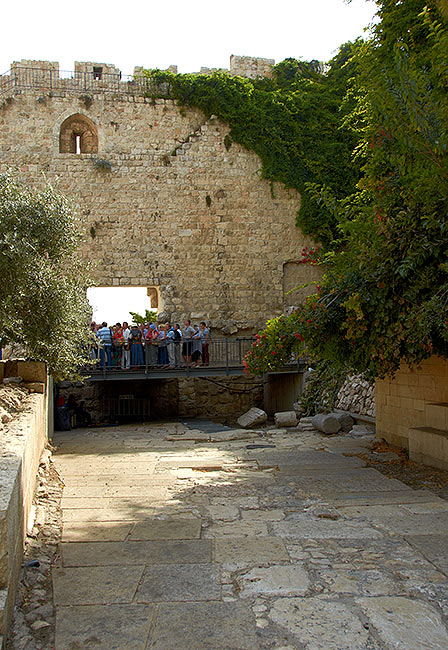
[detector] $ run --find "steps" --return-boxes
[409,402,448,470]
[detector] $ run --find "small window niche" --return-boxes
[147,286,162,310]
[59,114,98,154]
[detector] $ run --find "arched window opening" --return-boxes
[59,113,98,154]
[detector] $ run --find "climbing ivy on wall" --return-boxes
[243,0,448,379]
[143,46,362,247]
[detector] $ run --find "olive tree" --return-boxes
[0,170,93,380]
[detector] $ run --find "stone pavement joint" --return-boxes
[52,421,448,649]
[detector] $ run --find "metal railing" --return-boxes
[83,337,256,378]
[0,67,148,97]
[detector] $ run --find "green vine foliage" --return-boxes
[143,47,362,247]
[297,360,348,417]
[244,0,448,380]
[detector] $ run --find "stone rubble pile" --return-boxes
[335,374,375,417]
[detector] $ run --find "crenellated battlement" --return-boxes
[0,55,274,97]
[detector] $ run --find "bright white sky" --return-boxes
[1,0,377,76]
[87,287,153,325]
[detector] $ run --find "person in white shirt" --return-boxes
[121,321,131,370]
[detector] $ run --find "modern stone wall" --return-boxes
[0,362,49,645]
[375,356,448,451]
[0,57,321,333]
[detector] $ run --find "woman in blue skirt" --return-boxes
[129,325,145,368]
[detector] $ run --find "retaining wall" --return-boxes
[0,362,48,647]
[375,356,448,469]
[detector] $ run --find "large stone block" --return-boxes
[16,361,46,383]
[237,407,267,429]
[311,413,340,434]
[274,411,297,427]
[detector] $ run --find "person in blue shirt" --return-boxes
[96,322,113,370]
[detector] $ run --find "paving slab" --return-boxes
[204,504,240,521]
[62,539,212,567]
[371,512,448,536]
[62,507,155,523]
[268,597,370,649]
[272,518,383,539]
[61,496,166,509]
[317,568,398,596]
[61,521,134,542]
[326,490,444,506]
[150,601,259,649]
[406,534,448,575]
[129,518,202,540]
[322,436,375,452]
[62,485,170,498]
[297,537,448,591]
[287,468,410,492]
[53,565,144,605]
[237,565,310,598]
[247,451,366,469]
[136,563,221,602]
[204,521,269,538]
[55,603,154,650]
[214,536,289,566]
[357,596,448,649]
[241,508,285,521]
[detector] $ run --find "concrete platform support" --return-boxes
[375,356,448,469]
[0,362,49,646]
[264,372,304,416]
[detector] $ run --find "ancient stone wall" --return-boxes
[0,57,321,333]
[336,374,375,418]
[58,375,263,425]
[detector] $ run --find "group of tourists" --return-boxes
[90,320,210,370]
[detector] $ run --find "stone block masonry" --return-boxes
[0,57,322,332]
[375,356,448,469]
[0,362,49,645]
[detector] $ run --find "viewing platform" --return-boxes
[82,337,305,381]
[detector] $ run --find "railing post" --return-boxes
[238,339,242,365]
[225,339,229,374]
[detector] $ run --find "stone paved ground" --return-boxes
[51,422,448,650]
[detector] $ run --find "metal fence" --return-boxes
[0,67,148,97]
[84,337,255,378]
[102,395,151,420]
